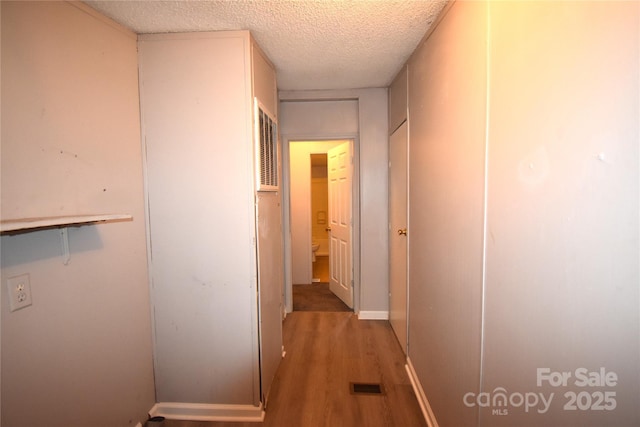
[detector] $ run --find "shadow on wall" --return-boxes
[1,226,104,267]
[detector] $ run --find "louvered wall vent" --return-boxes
[255,100,278,191]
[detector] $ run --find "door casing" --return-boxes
[282,137,360,314]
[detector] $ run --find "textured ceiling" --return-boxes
[85,0,448,91]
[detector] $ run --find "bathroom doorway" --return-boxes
[287,140,355,309]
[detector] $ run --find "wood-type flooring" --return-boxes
[162,312,426,427]
[293,283,351,312]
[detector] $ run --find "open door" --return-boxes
[389,122,408,354]
[328,141,353,308]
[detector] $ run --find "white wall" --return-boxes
[1,2,155,426]
[279,91,389,315]
[138,31,268,407]
[404,1,639,426]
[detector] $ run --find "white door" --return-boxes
[389,122,408,354]
[256,191,283,405]
[328,141,353,308]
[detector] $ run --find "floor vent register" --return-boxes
[350,382,385,395]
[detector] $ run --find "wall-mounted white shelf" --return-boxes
[0,214,132,233]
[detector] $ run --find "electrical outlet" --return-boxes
[7,273,32,312]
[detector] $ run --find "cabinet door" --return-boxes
[256,191,284,405]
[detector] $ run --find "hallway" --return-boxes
[164,312,426,427]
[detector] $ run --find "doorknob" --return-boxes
[397,228,407,236]
[326,227,332,232]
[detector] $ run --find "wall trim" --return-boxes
[149,402,265,422]
[357,310,389,320]
[406,357,440,427]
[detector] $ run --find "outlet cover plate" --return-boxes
[7,273,32,312]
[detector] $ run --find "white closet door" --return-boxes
[389,121,408,354]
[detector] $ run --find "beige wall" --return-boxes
[404,1,639,426]
[1,2,155,426]
[311,165,328,245]
[407,2,486,425]
[482,2,638,426]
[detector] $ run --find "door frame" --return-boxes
[282,135,361,314]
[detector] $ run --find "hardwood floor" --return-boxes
[292,283,351,312]
[163,312,426,427]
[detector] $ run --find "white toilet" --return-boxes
[311,242,320,262]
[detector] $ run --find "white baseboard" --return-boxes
[406,357,439,427]
[357,310,389,320]
[149,402,265,422]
